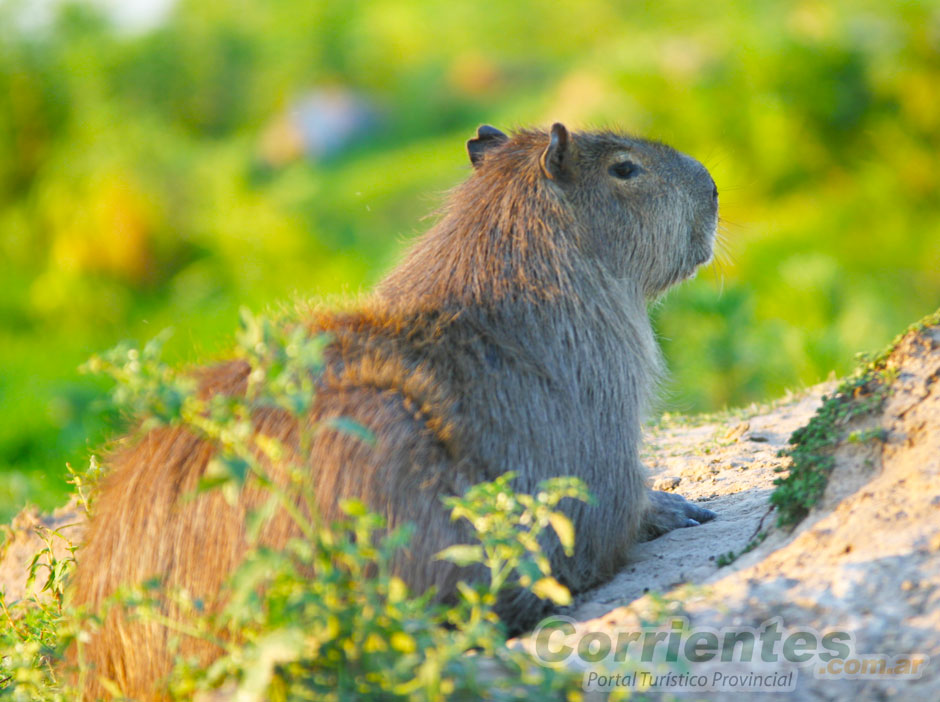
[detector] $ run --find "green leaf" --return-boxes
[196,475,229,494]
[435,544,484,566]
[339,498,368,517]
[97,676,127,699]
[547,512,576,554]
[326,417,376,446]
[208,455,251,486]
[531,577,572,605]
[510,561,537,595]
[246,494,280,543]
[237,628,306,702]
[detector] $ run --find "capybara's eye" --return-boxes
[609,160,640,180]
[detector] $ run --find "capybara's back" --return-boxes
[70,124,719,700]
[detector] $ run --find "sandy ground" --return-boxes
[0,498,83,604]
[2,322,938,701]
[571,384,835,624]
[524,321,940,700]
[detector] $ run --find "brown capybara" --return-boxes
[69,123,719,699]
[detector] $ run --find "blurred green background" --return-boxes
[1,0,938,521]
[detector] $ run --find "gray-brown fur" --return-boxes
[69,124,718,700]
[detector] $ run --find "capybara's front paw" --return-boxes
[640,489,717,541]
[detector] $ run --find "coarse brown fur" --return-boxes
[69,124,719,700]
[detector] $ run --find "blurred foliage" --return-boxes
[0,0,938,519]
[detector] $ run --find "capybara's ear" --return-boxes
[539,122,570,180]
[467,124,509,167]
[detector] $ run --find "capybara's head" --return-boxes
[466,123,718,297]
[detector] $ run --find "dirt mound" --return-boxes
[533,318,940,699]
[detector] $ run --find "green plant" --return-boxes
[715,551,736,568]
[768,309,940,528]
[770,371,889,529]
[150,478,587,701]
[440,472,590,607]
[4,312,589,700]
[0,525,78,700]
[715,530,768,568]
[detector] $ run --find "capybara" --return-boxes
[70,123,719,699]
